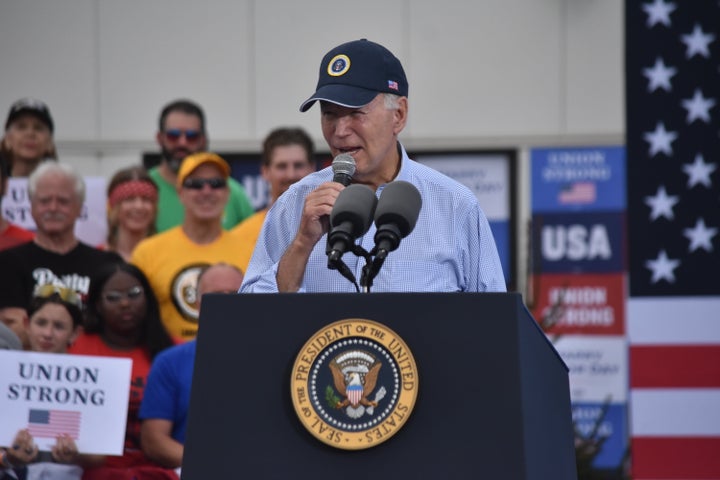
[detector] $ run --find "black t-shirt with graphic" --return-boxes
[0,242,122,311]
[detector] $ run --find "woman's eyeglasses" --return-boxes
[33,284,83,309]
[102,286,144,303]
[182,178,227,190]
[163,129,202,142]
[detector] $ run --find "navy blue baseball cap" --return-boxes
[300,39,408,112]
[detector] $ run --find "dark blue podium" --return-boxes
[182,292,577,479]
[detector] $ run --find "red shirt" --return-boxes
[0,223,34,251]
[68,333,154,469]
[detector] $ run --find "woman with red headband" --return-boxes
[105,167,158,261]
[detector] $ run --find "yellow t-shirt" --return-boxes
[131,227,244,342]
[229,209,267,272]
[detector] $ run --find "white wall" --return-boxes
[0,0,624,291]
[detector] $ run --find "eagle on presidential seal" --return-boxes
[328,350,384,417]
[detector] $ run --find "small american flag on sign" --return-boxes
[27,409,81,439]
[558,182,597,204]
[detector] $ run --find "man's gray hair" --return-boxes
[28,162,86,204]
[383,93,401,110]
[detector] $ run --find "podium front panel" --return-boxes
[181,292,575,479]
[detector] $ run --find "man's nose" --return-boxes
[334,115,353,136]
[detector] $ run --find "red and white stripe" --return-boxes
[27,410,82,439]
[628,297,720,479]
[347,387,362,407]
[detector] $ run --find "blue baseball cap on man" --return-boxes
[300,39,409,112]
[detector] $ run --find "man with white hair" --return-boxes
[0,162,122,316]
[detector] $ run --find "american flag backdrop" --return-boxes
[626,1,720,479]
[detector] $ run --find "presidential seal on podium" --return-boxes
[290,318,419,450]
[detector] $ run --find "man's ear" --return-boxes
[260,164,271,182]
[392,97,408,135]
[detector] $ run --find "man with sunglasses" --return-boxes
[132,153,245,343]
[150,99,253,233]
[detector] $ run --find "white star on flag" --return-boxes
[683,218,718,252]
[681,88,716,124]
[643,122,678,156]
[680,23,716,59]
[644,185,679,221]
[683,153,717,188]
[642,0,676,28]
[645,250,681,283]
[642,57,677,92]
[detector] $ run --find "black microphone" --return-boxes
[331,153,356,186]
[373,181,422,260]
[327,184,377,264]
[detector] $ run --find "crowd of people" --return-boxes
[0,97,315,479]
[0,38,506,478]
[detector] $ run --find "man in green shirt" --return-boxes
[150,99,253,232]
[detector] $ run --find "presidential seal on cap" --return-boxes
[300,39,409,112]
[290,318,418,450]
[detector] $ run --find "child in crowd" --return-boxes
[1,285,87,479]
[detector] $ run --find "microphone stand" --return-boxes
[328,256,360,293]
[328,240,395,293]
[327,243,378,293]
[360,224,400,292]
[331,232,402,293]
[359,247,384,293]
[352,245,374,293]
[327,244,375,293]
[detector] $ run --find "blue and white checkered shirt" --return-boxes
[240,144,506,293]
